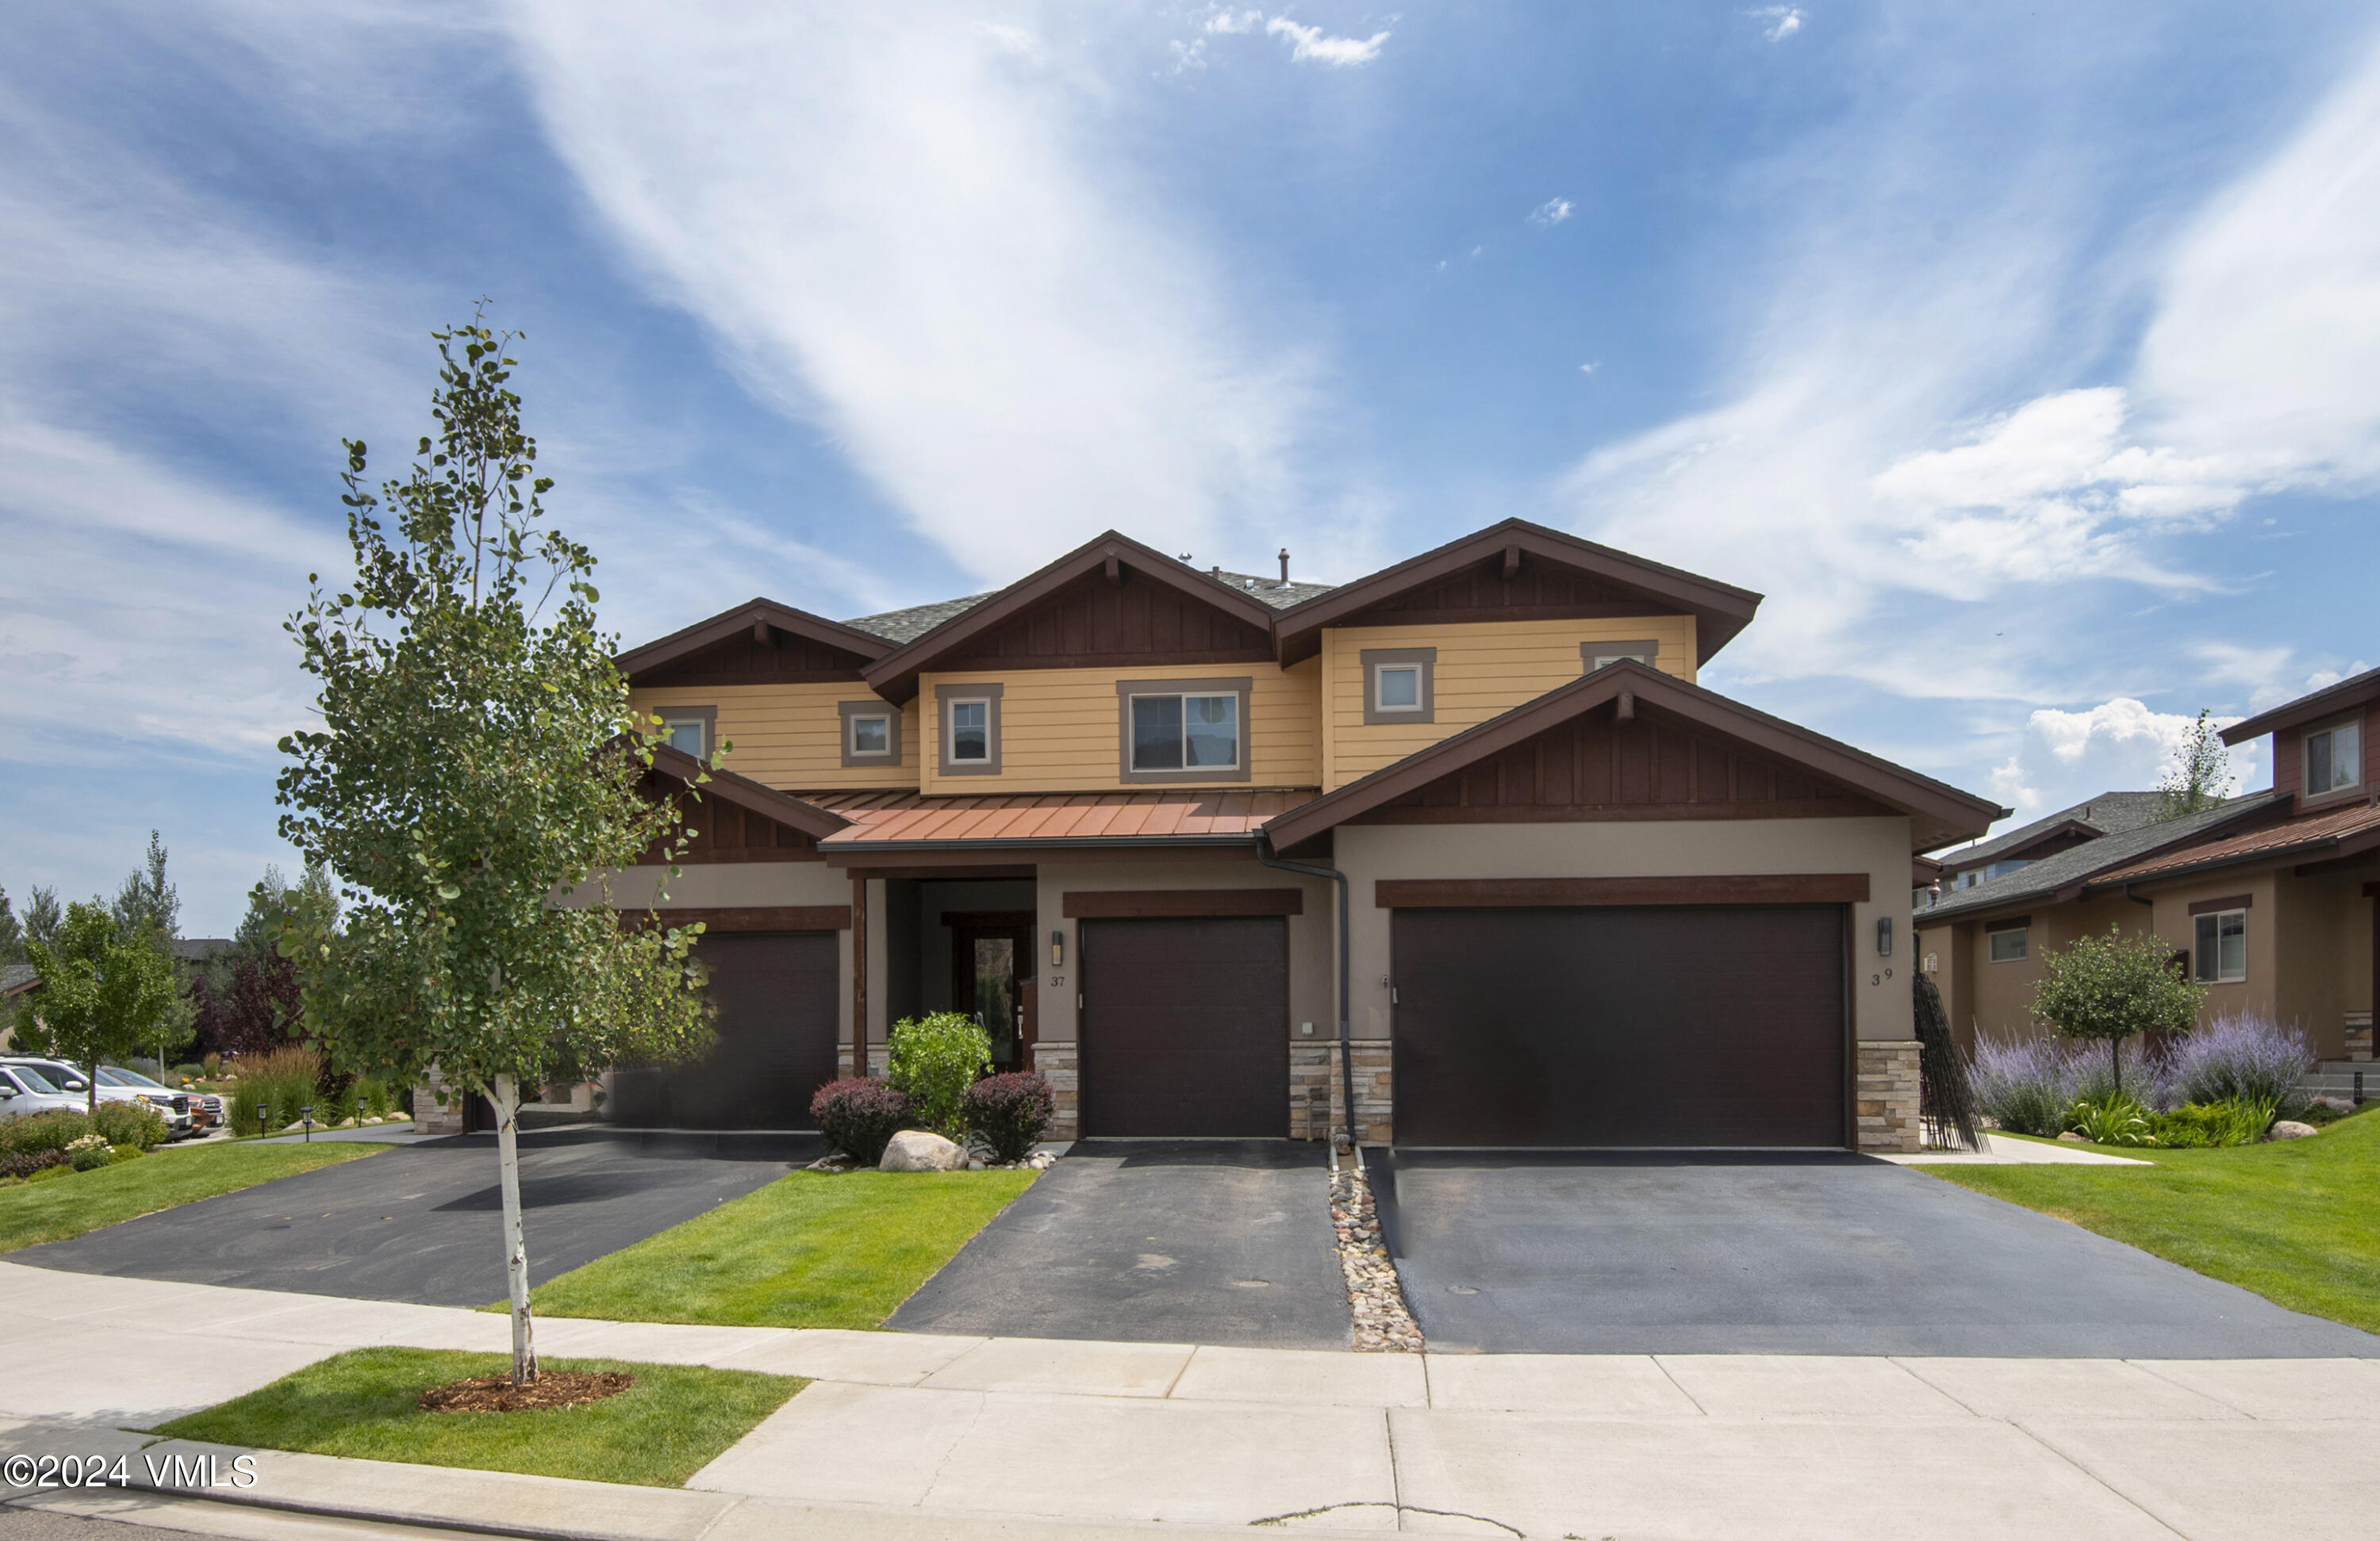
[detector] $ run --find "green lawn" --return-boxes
[1922,1108,2380,1335]
[154,1347,800,1488]
[525,1168,1037,1329]
[0,1142,384,1253]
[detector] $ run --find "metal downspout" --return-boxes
[1257,836,1357,1151]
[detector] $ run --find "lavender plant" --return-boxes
[2168,1014,2314,1117]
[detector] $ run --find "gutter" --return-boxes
[820,834,1261,854]
[1257,835,1356,1153]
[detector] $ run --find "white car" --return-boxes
[0,1064,85,1119]
[0,1057,193,1136]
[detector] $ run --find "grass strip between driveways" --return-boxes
[153,1347,803,1488]
[0,1141,384,1254]
[1919,1106,2380,1336]
[524,1168,1037,1329]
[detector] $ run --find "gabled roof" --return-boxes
[845,592,999,646]
[860,530,1284,703]
[1914,792,2284,926]
[1271,518,1762,668]
[644,743,851,841]
[1259,658,2003,852]
[2082,798,2380,890]
[614,598,893,684]
[1938,790,2172,872]
[2221,663,2380,744]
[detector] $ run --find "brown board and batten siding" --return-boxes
[640,768,828,863]
[630,627,880,688]
[930,562,1276,672]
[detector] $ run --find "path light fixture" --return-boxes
[299,1105,314,1143]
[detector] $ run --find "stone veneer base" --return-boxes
[1855,1040,1922,1154]
[1291,1040,1392,1146]
[1034,1041,1079,1140]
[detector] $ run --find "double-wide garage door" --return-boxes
[609,930,840,1129]
[1394,905,1847,1148]
[1080,916,1289,1137]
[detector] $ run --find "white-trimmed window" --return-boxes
[1374,664,1423,713]
[1987,920,2029,963]
[658,711,712,757]
[948,699,991,762]
[850,714,890,756]
[2305,719,2361,796]
[1130,692,1240,771]
[2194,910,2248,983]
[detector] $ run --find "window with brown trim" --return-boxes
[1986,918,2029,963]
[1115,677,1253,784]
[2193,909,2247,983]
[1359,647,1436,726]
[656,705,716,758]
[2304,715,2363,800]
[934,682,1003,776]
[838,700,900,769]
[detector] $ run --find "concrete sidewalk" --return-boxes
[4,1261,2377,1539]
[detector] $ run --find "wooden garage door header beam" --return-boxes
[1062,888,1305,918]
[1373,874,1871,908]
[634,905,853,932]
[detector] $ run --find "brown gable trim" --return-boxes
[616,598,892,685]
[631,906,851,932]
[2220,662,2380,745]
[647,742,852,841]
[2186,894,2254,915]
[1273,518,1761,667]
[1260,659,2004,853]
[1062,888,1304,918]
[1373,874,1869,908]
[862,531,1280,703]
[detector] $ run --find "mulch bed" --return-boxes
[418,1371,634,1413]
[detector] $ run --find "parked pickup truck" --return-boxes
[0,1057,194,1137]
[0,1064,86,1119]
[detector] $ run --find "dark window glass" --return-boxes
[1131,695,1184,769]
[1184,695,1238,767]
[950,700,988,761]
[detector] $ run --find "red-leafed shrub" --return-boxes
[2,1148,70,1181]
[809,1078,912,1166]
[962,1073,1054,1163]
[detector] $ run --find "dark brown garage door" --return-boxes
[610,930,841,1129]
[1080,916,1289,1137]
[1393,906,1846,1148]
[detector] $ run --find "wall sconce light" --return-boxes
[1875,916,1893,958]
[1050,929,1065,968]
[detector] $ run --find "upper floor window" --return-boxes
[934,684,1003,776]
[658,707,713,758]
[2194,907,2247,983]
[2305,719,2361,797]
[1376,665,1422,711]
[1358,648,1436,726]
[1131,692,1239,770]
[839,700,900,769]
[1583,640,1659,672]
[1987,919,2028,962]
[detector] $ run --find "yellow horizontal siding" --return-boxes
[921,662,1321,794]
[631,683,919,790]
[1324,616,1699,789]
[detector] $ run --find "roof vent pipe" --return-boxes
[1279,548,1291,584]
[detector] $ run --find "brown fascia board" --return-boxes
[2220,662,2380,745]
[2075,811,2378,899]
[1258,658,2006,852]
[1938,818,2098,873]
[645,742,852,841]
[1271,518,1764,668]
[860,530,1281,703]
[613,598,893,683]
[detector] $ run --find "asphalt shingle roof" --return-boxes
[1915,791,2282,924]
[2090,799,2380,886]
[842,569,1337,645]
[1939,790,2174,869]
[1,964,37,996]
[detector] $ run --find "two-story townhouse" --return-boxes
[1917,666,2380,1068]
[586,519,2002,1152]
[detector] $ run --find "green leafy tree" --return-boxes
[13,903,177,1114]
[886,1011,992,1136]
[2031,926,2204,1094]
[2159,709,2234,818]
[111,830,198,1068]
[23,887,62,951]
[274,312,713,1386]
[0,887,22,964]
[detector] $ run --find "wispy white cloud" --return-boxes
[1980,696,2257,821]
[1527,197,1576,228]
[1749,7,1804,43]
[1265,17,1391,67]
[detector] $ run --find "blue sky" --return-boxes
[6,2,2378,934]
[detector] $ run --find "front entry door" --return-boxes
[950,910,1036,1073]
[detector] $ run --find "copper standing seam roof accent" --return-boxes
[800,788,1319,847]
[2082,799,2380,887]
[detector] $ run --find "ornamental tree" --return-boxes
[14,903,177,1115]
[2031,926,2204,1095]
[275,312,714,1386]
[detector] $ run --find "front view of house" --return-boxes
[593,519,2002,1152]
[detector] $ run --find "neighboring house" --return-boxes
[0,964,36,1052]
[1921,792,2179,905]
[583,519,2002,1152]
[1917,668,2380,1064]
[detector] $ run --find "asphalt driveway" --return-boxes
[11,1128,816,1307]
[886,1140,1350,1348]
[1375,1150,2380,1357]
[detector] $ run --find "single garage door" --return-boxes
[1080,916,1289,1137]
[610,930,841,1129]
[1393,905,1846,1148]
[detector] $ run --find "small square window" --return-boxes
[849,715,890,756]
[2305,720,2361,795]
[1375,665,1422,711]
[949,700,989,761]
[2194,910,2247,983]
[661,719,706,757]
[1987,925,2028,963]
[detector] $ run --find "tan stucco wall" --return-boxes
[1027,853,1334,1050]
[1332,816,1914,1044]
[630,683,920,790]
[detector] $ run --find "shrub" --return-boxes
[172,1063,205,1081]
[963,1072,1054,1163]
[810,1078,912,1166]
[67,1133,113,1171]
[357,1075,393,1120]
[1973,1033,2085,1137]
[0,1108,90,1156]
[885,1012,991,1135]
[230,1044,324,1135]
[2068,1096,2156,1146]
[2168,1014,2314,1117]
[2150,1099,2278,1148]
[0,1148,68,1180]
[91,1101,168,1151]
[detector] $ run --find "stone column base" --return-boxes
[1856,1041,1921,1153]
[411,1066,465,1137]
[2344,1012,2372,1063]
[1290,1041,1392,1146]
[1035,1041,1079,1140]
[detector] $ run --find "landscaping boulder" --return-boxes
[881,1129,963,1171]
[2268,1120,2320,1140]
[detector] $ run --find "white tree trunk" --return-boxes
[490,1073,539,1386]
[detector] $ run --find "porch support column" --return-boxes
[851,872,869,1079]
